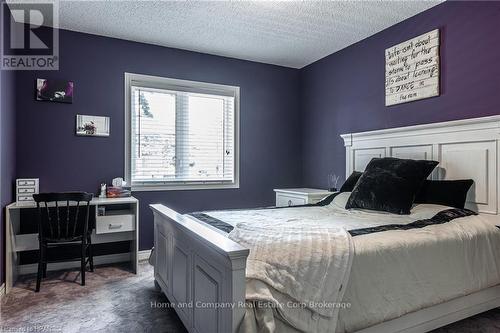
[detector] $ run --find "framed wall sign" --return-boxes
[385,29,440,106]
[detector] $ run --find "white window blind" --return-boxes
[126,74,239,190]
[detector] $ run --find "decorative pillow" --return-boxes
[415,179,473,209]
[345,157,439,215]
[340,171,363,192]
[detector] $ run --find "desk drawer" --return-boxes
[96,214,135,234]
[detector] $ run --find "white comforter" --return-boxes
[229,220,353,333]
[201,193,500,332]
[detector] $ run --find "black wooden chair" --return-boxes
[33,192,94,292]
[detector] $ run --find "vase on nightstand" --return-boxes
[327,173,340,193]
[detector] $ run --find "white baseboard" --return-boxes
[138,249,152,262]
[18,253,132,275]
[0,283,5,299]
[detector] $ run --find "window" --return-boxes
[125,73,239,190]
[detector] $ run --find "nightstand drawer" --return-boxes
[276,194,306,207]
[274,188,330,207]
[96,214,135,234]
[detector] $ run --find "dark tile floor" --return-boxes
[1,261,499,333]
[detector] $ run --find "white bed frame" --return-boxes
[150,115,500,333]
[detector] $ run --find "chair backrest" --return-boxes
[33,192,93,241]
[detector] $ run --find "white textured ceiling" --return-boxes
[12,0,443,68]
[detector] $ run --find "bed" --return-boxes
[150,115,500,333]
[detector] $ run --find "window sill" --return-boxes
[131,182,240,192]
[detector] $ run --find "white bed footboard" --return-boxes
[150,204,249,333]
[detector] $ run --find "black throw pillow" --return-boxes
[340,171,363,192]
[415,179,473,209]
[345,157,439,215]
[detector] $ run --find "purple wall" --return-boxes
[300,1,500,188]
[14,29,302,251]
[1,69,16,284]
[6,0,500,271]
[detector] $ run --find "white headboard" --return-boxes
[341,116,500,215]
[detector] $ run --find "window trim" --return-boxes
[124,72,240,191]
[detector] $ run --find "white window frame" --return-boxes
[124,72,240,191]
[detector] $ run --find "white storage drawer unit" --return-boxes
[16,178,39,204]
[274,188,331,207]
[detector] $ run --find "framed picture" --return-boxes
[76,115,110,137]
[385,29,439,106]
[36,78,74,103]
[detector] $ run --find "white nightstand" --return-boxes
[274,188,332,207]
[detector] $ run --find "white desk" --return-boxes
[5,196,139,294]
